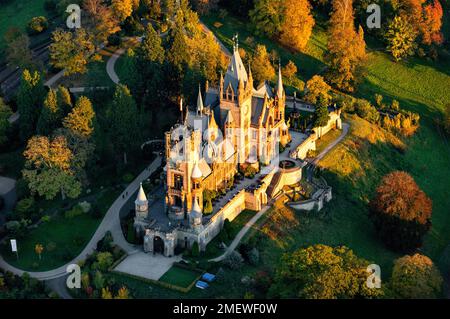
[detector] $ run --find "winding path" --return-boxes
[0,156,162,280]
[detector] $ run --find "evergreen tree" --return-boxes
[37,89,61,136]
[138,24,165,63]
[313,101,330,131]
[109,84,140,164]
[63,96,95,138]
[0,98,13,147]
[17,69,46,141]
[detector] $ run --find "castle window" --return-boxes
[174,174,183,190]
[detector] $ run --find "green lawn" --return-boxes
[0,213,100,271]
[0,189,119,271]
[315,128,342,154]
[0,0,48,50]
[159,266,201,288]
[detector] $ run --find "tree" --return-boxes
[49,28,95,76]
[279,0,315,52]
[305,75,332,105]
[112,0,133,22]
[390,253,443,298]
[191,0,219,15]
[109,84,140,164]
[249,0,283,37]
[63,96,95,138]
[4,27,34,70]
[281,60,297,82]
[17,70,46,141]
[269,244,382,299]
[83,0,120,48]
[27,16,48,34]
[34,244,44,260]
[324,0,366,92]
[37,89,61,136]
[421,0,443,45]
[369,171,432,252]
[385,15,417,61]
[101,287,113,299]
[251,44,275,84]
[22,135,82,200]
[0,98,13,147]
[138,24,164,63]
[57,85,73,118]
[115,286,130,299]
[313,103,330,130]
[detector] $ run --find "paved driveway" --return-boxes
[114,252,181,281]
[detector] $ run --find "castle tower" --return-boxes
[135,183,148,220]
[191,161,203,212]
[197,84,204,116]
[189,196,203,231]
[275,63,285,121]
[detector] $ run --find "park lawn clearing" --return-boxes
[159,266,201,288]
[0,213,100,271]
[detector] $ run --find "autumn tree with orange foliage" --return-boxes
[369,171,432,252]
[279,0,315,52]
[324,0,366,92]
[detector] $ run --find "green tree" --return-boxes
[138,23,164,63]
[269,244,383,299]
[390,253,443,298]
[249,0,283,37]
[251,44,275,84]
[63,96,95,138]
[4,27,34,70]
[385,15,418,61]
[37,89,61,136]
[17,69,46,141]
[0,98,13,147]
[369,171,432,252]
[313,102,330,128]
[109,84,140,164]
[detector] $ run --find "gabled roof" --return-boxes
[253,81,274,99]
[223,47,248,93]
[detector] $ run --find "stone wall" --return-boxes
[286,185,332,212]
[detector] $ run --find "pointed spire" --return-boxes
[191,161,202,180]
[135,182,148,205]
[192,196,201,213]
[276,61,284,98]
[225,110,234,126]
[197,84,204,115]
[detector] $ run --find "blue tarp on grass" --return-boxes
[196,280,209,289]
[202,273,216,282]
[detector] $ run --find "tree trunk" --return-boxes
[123,152,128,165]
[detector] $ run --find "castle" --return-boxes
[133,43,304,257]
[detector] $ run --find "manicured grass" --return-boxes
[0,213,100,271]
[159,266,200,288]
[0,189,119,271]
[0,0,47,50]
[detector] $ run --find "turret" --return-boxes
[135,183,148,220]
[189,197,203,230]
[276,62,284,99]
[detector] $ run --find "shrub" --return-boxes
[27,16,48,34]
[247,248,260,266]
[95,252,114,271]
[355,99,380,123]
[191,242,200,257]
[65,205,84,219]
[14,197,35,220]
[122,173,134,183]
[78,201,91,213]
[40,215,51,223]
[203,199,213,215]
[223,251,244,270]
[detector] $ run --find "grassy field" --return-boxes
[159,266,201,288]
[315,128,342,154]
[0,0,48,50]
[0,189,119,271]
